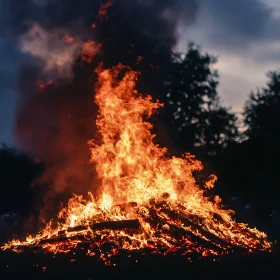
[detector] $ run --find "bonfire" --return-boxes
[1,64,271,266]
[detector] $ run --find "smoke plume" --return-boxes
[20,23,91,79]
[1,0,198,220]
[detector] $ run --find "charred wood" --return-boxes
[39,219,140,245]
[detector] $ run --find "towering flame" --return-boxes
[2,65,271,264]
[91,65,216,210]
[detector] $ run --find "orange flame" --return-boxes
[36,80,53,91]
[81,40,101,63]
[63,34,74,44]
[91,0,113,28]
[2,65,271,263]
[98,1,113,17]
[91,65,205,205]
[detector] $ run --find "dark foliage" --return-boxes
[244,71,280,138]
[212,71,280,224]
[162,44,238,155]
[243,72,280,202]
[0,145,43,216]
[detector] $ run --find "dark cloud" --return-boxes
[0,0,196,39]
[208,0,271,36]
[178,0,280,111]
[0,39,19,94]
[0,38,22,144]
[0,88,17,144]
[196,0,274,49]
[0,0,92,36]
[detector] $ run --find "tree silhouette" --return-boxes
[212,71,280,221]
[0,145,43,216]
[198,101,238,155]
[162,43,238,155]
[241,71,280,204]
[244,71,280,138]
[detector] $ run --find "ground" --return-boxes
[0,250,279,280]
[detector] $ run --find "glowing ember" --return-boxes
[91,0,113,29]
[63,34,75,44]
[2,65,271,264]
[98,0,113,18]
[36,80,53,92]
[81,40,101,63]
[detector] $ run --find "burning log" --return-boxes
[148,200,228,247]
[39,219,140,245]
[58,219,140,234]
[91,219,140,230]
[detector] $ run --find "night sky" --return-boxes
[1,0,280,144]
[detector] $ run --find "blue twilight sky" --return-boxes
[0,37,22,145]
[1,0,280,145]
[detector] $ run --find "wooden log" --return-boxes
[147,211,224,253]
[39,234,87,245]
[92,219,140,230]
[161,209,229,245]
[164,222,223,253]
[160,208,248,253]
[39,219,140,245]
[58,219,140,235]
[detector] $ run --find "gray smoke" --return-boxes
[0,0,198,220]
